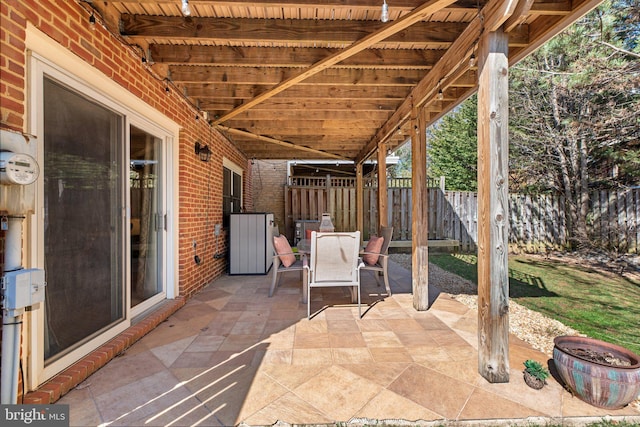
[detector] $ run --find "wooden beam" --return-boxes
[225,119,387,129]
[476,28,510,384]
[377,143,388,228]
[186,84,412,100]
[212,0,459,124]
[509,0,603,64]
[223,109,392,121]
[169,66,427,86]
[150,45,442,69]
[215,126,348,160]
[203,98,401,111]
[122,15,468,46]
[104,0,572,16]
[356,163,364,239]
[356,0,518,162]
[411,104,429,311]
[503,0,535,33]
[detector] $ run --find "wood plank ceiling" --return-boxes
[90,0,601,162]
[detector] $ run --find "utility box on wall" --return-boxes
[229,213,274,274]
[2,268,46,317]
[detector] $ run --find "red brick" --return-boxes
[23,391,50,404]
[48,375,73,396]
[38,382,62,402]
[61,366,87,385]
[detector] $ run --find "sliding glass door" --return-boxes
[130,126,164,308]
[43,77,125,362]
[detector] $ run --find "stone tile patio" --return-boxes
[58,261,640,426]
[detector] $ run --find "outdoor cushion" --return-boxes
[363,235,384,265]
[274,235,296,267]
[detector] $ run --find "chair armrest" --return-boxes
[273,251,303,259]
[360,251,388,258]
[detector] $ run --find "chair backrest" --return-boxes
[309,231,361,283]
[379,226,393,255]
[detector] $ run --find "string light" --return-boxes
[380,0,389,23]
[181,0,191,16]
[89,11,96,29]
[437,88,444,100]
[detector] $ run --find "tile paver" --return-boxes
[58,260,640,426]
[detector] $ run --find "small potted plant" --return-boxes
[523,359,549,390]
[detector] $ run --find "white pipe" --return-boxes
[4,216,24,271]
[1,312,22,404]
[1,215,25,404]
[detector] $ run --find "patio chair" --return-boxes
[305,231,364,319]
[269,227,306,298]
[360,226,393,296]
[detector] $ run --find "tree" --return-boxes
[427,96,478,191]
[390,1,639,251]
[388,143,413,178]
[509,0,640,248]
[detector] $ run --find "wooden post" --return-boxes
[477,29,510,383]
[377,143,388,229]
[356,162,363,238]
[411,104,429,310]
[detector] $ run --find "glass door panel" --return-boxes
[130,126,163,307]
[43,77,124,362]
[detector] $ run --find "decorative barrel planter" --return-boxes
[553,336,640,409]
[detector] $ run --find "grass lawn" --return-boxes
[428,253,640,356]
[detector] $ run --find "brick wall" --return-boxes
[1,0,248,295]
[251,160,288,231]
[0,0,249,398]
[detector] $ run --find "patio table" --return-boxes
[295,239,310,303]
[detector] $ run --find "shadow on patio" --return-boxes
[59,261,639,426]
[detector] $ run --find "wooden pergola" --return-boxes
[92,0,603,382]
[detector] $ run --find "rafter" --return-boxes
[185,84,412,100]
[169,67,428,86]
[211,0,459,124]
[105,0,572,15]
[149,45,443,69]
[121,16,469,46]
[215,126,349,160]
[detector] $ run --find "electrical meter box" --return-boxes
[2,268,46,316]
[0,151,39,185]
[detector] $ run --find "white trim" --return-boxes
[25,24,180,388]
[223,157,244,176]
[223,158,244,211]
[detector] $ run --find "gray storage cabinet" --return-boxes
[229,213,274,274]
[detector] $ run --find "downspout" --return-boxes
[1,215,25,404]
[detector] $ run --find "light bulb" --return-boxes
[437,89,444,100]
[181,0,191,16]
[469,53,476,67]
[381,0,389,23]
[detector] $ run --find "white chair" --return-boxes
[360,226,393,296]
[304,231,364,319]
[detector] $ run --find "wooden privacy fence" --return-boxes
[285,177,640,254]
[444,189,639,253]
[284,176,442,241]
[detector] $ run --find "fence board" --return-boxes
[285,181,639,254]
